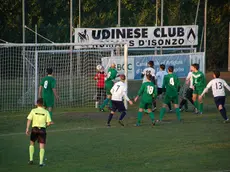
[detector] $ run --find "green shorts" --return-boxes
[43,97,54,108]
[105,82,113,95]
[139,101,152,109]
[163,95,178,105]
[193,88,204,95]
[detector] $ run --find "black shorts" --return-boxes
[111,100,126,112]
[97,88,106,100]
[185,88,193,99]
[30,127,47,144]
[157,88,165,95]
[214,96,225,108]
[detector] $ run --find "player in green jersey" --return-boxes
[134,73,157,126]
[38,68,59,122]
[191,63,206,114]
[159,66,181,121]
[99,63,118,111]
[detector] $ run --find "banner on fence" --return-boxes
[101,53,205,80]
[75,25,198,48]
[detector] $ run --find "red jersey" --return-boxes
[94,72,106,88]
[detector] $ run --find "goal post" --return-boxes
[0,43,128,111]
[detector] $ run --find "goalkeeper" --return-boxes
[99,63,118,111]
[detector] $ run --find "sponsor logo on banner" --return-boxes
[75,26,198,48]
[101,57,134,79]
[101,53,204,80]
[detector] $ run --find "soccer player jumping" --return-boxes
[134,73,157,126]
[107,74,133,127]
[100,63,118,111]
[159,66,181,122]
[199,70,230,123]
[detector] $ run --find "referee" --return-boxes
[26,98,52,167]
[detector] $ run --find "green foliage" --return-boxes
[0,0,229,70]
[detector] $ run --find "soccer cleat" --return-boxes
[194,108,199,114]
[169,109,173,113]
[135,123,140,127]
[179,108,184,112]
[223,119,229,123]
[199,112,203,115]
[118,120,124,126]
[28,161,33,165]
[107,123,111,127]
[151,121,156,126]
[152,107,157,112]
[99,108,105,112]
[39,163,45,167]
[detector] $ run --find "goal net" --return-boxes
[0,43,128,111]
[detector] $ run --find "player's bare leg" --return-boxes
[136,108,144,126]
[100,95,111,112]
[218,104,228,122]
[39,143,45,167]
[28,141,35,165]
[198,95,203,114]
[192,94,199,114]
[147,108,155,126]
[107,111,114,127]
[159,104,167,121]
[173,104,181,121]
[47,107,54,124]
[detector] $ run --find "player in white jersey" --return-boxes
[156,64,172,112]
[199,71,230,123]
[142,61,156,111]
[179,66,195,111]
[107,74,133,127]
[142,61,156,83]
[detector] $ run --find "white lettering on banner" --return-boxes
[75,26,198,48]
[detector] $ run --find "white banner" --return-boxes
[75,25,198,48]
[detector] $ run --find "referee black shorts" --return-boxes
[111,100,126,112]
[30,127,47,144]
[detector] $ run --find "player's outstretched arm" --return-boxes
[223,80,230,92]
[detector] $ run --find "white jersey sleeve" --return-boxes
[111,81,130,101]
[201,78,230,97]
[186,72,193,88]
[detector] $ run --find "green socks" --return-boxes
[160,108,166,121]
[100,98,109,109]
[199,103,203,113]
[39,148,45,165]
[175,108,181,120]
[29,145,34,161]
[194,100,198,109]
[109,99,112,108]
[137,112,143,124]
[149,112,155,121]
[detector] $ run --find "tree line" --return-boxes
[0,0,229,70]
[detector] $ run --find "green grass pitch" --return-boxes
[1,103,230,172]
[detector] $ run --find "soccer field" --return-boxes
[1,105,230,172]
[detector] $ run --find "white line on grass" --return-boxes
[0,126,106,137]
